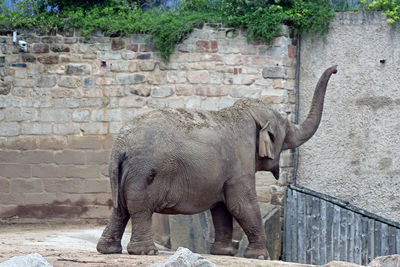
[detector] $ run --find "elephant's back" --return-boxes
[117,108,230,144]
[120,108,244,133]
[114,107,255,160]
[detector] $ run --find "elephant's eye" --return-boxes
[268,132,275,143]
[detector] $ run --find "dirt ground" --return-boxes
[0,224,360,267]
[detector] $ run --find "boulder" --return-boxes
[169,211,215,254]
[150,247,216,267]
[324,261,363,267]
[168,202,281,258]
[237,202,282,260]
[0,253,52,267]
[152,213,171,248]
[368,254,400,267]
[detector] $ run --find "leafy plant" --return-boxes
[0,0,336,60]
[361,0,400,24]
[287,0,335,36]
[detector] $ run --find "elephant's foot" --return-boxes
[244,245,270,260]
[96,238,122,254]
[210,241,237,256]
[127,240,158,255]
[97,208,130,254]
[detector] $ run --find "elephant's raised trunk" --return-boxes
[283,65,337,149]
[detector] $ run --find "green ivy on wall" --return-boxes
[0,0,336,60]
[361,0,400,24]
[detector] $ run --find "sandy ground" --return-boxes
[0,224,361,267]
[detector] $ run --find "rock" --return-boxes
[36,76,57,88]
[83,78,93,88]
[0,81,11,95]
[50,45,70,53]
[368,254,400,267]
[151,86,174,98]
[137,54,151,60]
[139,61,156,71]
[255,171,276,203]
[21,54,36,63]
[32,44,49,53]
[116,74,145,85]
[65,64,91,76]
[153,213,171,248]
[110,62,130,72]
[72,110,90,122]
[0,253,52,267]
[37,55,59,64]
[324,261,363,267]
[262,66,285,79]
[130,87,151,97]
[126,44,138,52]
[98,51,122,60]
[150,247,216,267]
[58,77,80,88]
[237,202,281,260]
[169,211,215,254]
[187,70,209,84]
[111,38,125,50]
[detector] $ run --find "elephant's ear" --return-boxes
[249,109,276,159]
[258,121,275,159]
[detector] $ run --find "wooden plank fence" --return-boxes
[284,185,400,265]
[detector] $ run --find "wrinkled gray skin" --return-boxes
[97,66,338,259]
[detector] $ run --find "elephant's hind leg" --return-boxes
[210,203,237,256]
[127,211,158,255]
[225,180,270,260]
[97,207,130,254]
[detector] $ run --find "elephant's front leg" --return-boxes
[225,179,270,260]
[97,207,130,254]
[210,203,237,256]
[127,211,158,255]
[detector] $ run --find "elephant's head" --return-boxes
[248,65,338,179]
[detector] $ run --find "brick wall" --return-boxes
[0,24,296,222]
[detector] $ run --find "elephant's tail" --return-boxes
[109,150,127,209]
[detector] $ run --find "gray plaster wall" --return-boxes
[297,12,400,223]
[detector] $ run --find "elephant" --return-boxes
[96,65,338,259]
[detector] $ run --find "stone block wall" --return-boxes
[0,24,296,222]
